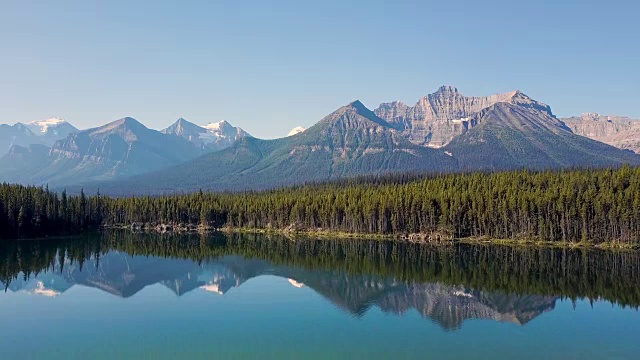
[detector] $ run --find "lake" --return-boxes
[1,232,639,359]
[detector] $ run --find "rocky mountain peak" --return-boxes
[436,85,459,94]
[163,118,203,138]
[162,119,251,151]
[374,86,553,148]
[319,100,390,130]
[84,117,149,144]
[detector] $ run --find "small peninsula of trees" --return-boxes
[1,166,640,244]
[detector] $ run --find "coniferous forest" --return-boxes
[1,166,640,244]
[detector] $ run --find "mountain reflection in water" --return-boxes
[1,232,638,331]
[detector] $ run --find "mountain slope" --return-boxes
[445,103,640,170]
[96,101,458,194]
[46,117,204,184]
[0,123,40,155]
[0,119,77,156]
[0,144,52,183]
[90,98,640,195]
[162,118,250,151]
[0,117,205,186]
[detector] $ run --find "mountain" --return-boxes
[162,118,250,151]
[0,118,77,156]
[25,117,78,140]
[2,86,640,191]
[0,123,39,154]
[374,86,552,148]
[561,113,640,154]
[287,126,306,136]
[93,93,640,195]
[444,102,640,170]
[0,144,51,184]
[99,101,458,193]
[0,117,205,186]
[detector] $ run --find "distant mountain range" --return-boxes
[0,117,249,186]
[161,118,251,151]
[1,86,639,192]
[2,251,558,331]
[0,118,77,155]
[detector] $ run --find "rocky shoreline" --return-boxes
[102,222,639,250]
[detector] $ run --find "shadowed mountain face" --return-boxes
[0,144,51,183]
[444,103,640,171]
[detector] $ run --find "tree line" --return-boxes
[1,166,640,244]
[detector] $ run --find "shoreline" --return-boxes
[226,227,640,250]
[7,224,640,251]
[100,224,639,250]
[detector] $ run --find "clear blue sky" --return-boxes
[1,0,638,138]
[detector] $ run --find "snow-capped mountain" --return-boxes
[0,118,78,156]
[162,118,250,151]
[287,126,306,136]
[26,117,78,138]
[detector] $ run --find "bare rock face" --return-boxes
[561,113,640,154]
[374,86,553,148]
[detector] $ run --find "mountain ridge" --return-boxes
[89,99,458,194]
[2,86,640,191]
[162,118,250,151]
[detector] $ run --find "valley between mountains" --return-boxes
[1,86,639,195]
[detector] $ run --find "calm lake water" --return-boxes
[1,232,639,359]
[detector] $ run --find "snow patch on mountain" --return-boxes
[26,117,76,136]
[287,126,306,136]
[28,118,66,133]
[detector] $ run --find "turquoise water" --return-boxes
[1,233,639,359]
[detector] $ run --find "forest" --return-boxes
[1,166,639,244]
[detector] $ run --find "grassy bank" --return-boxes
[220,227,640,250]
[100,222,640,250]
